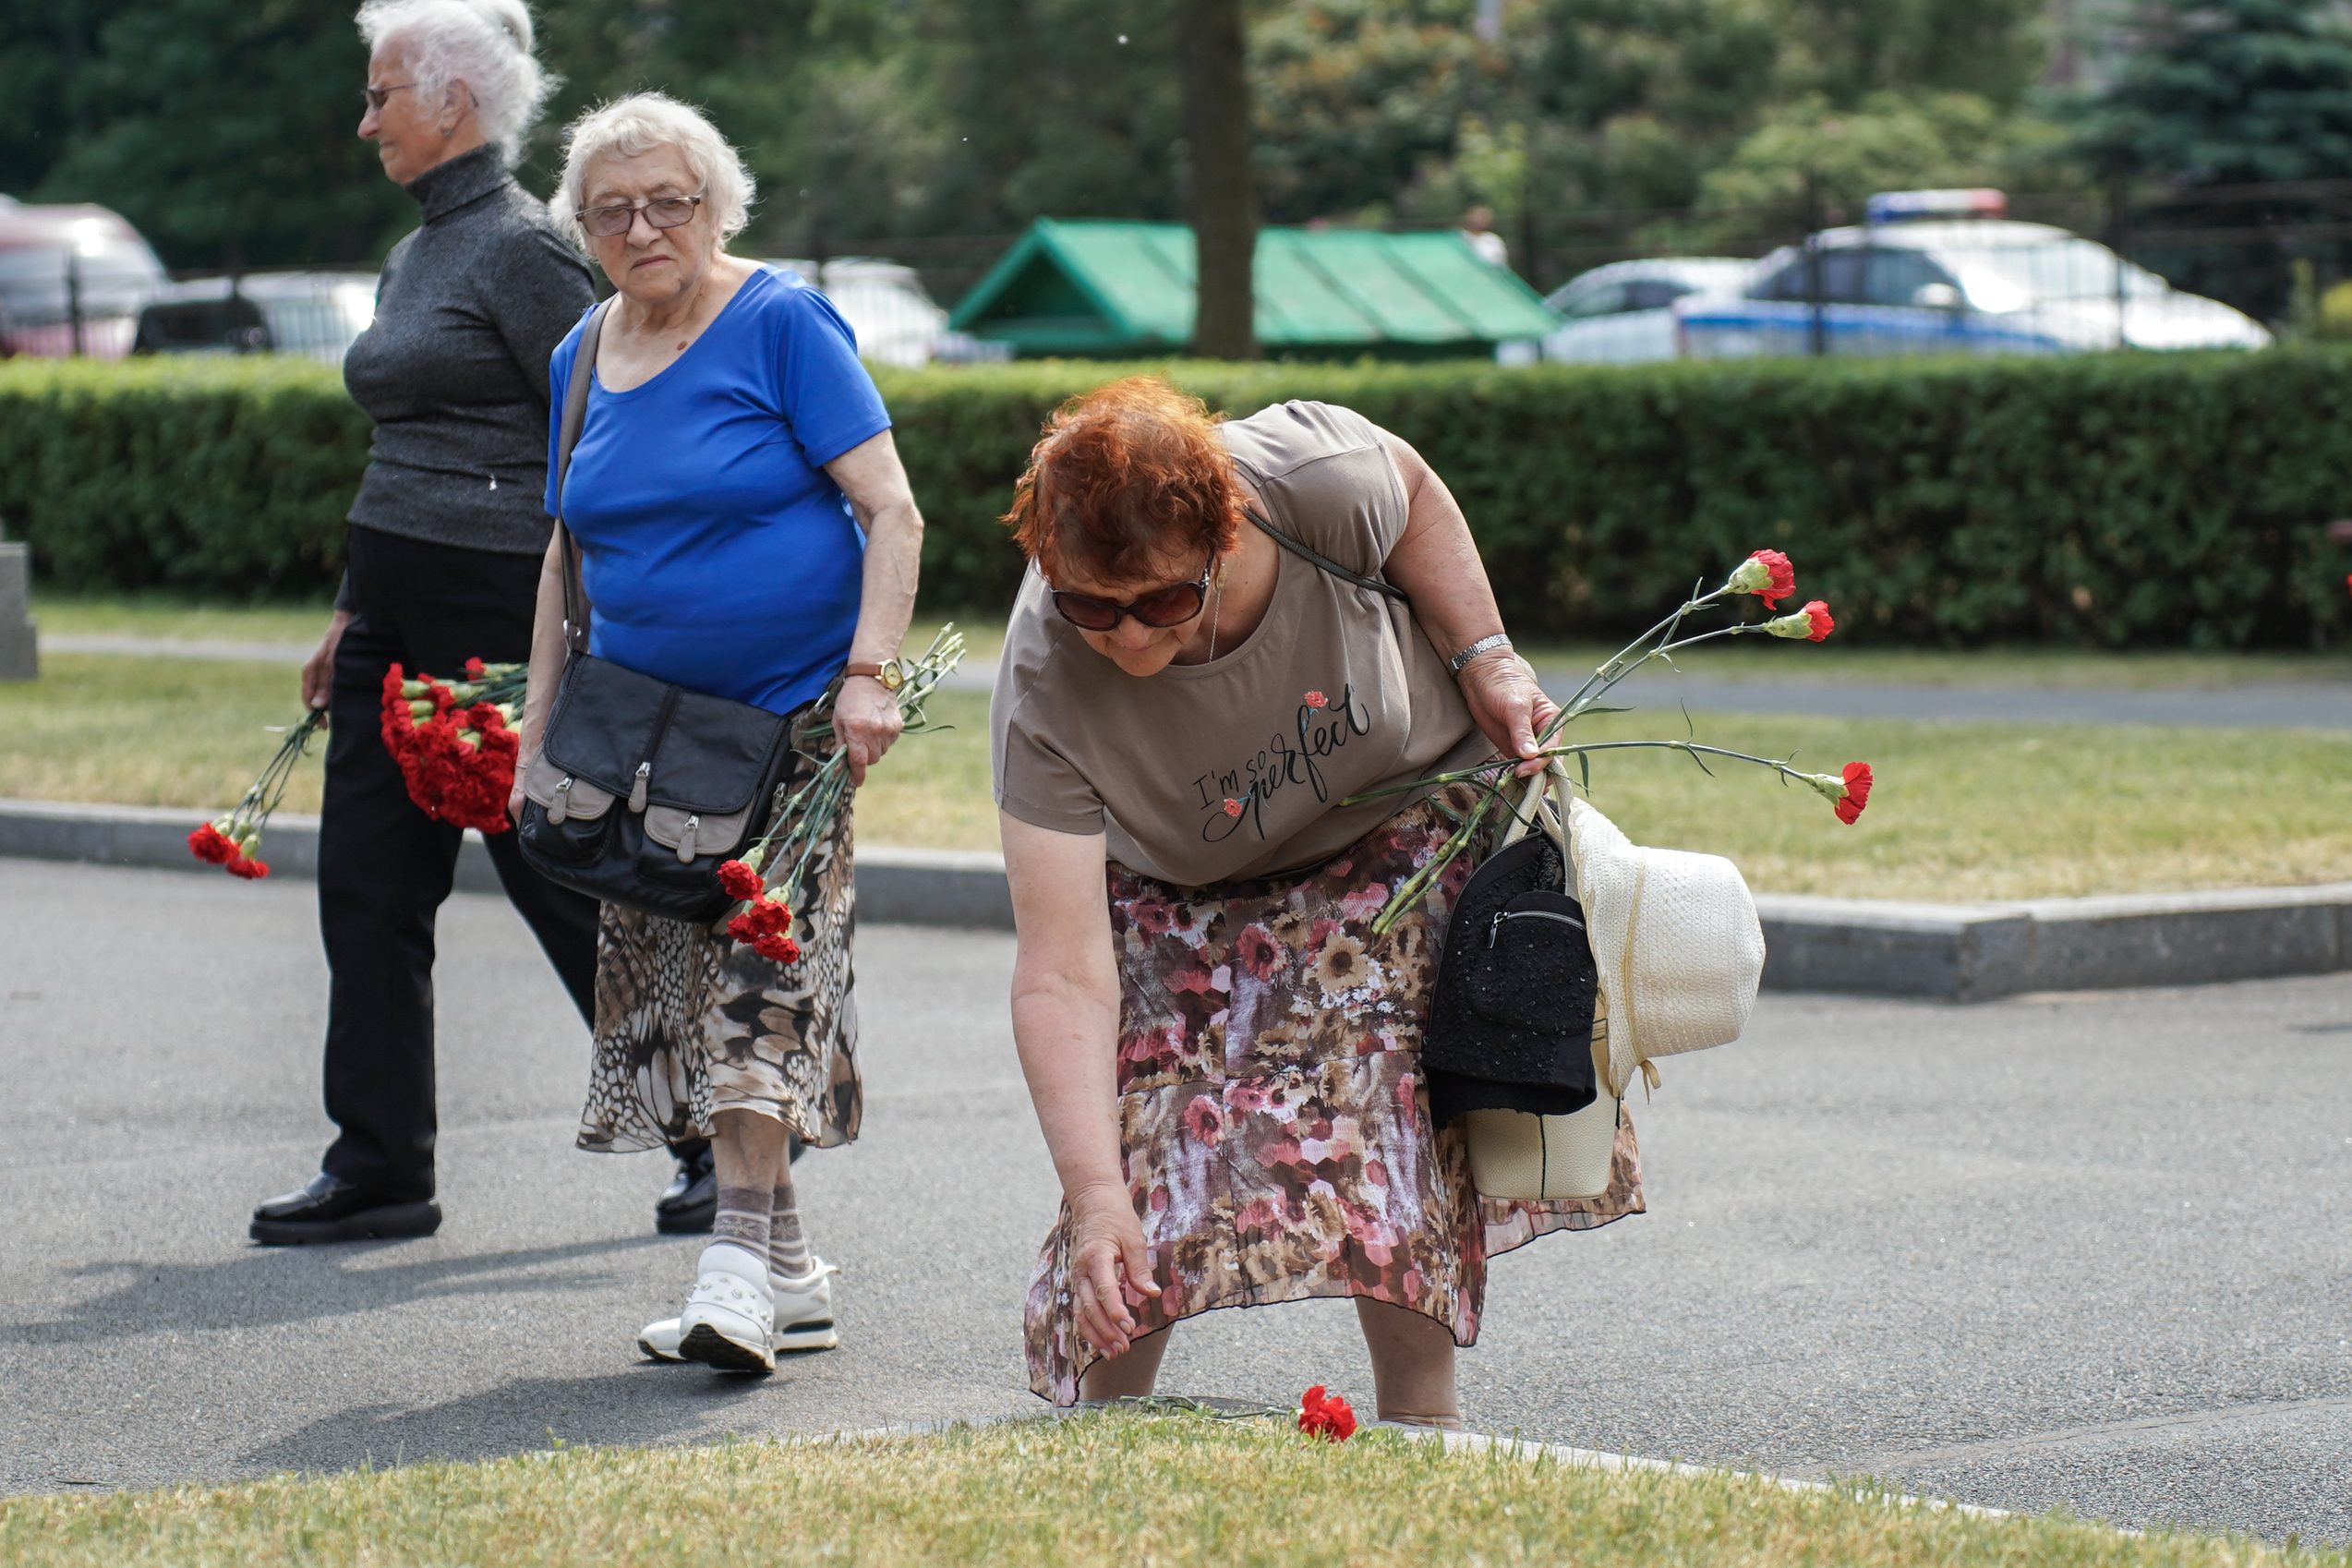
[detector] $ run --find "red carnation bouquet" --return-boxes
[716,626,967,965]
[188,709,326,881]
[378,657,526,835]
[1351,548,1874,933]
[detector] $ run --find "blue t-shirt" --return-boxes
[545,265,892,716]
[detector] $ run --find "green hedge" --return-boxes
[6,349,2351,647]
[0,358,370,598]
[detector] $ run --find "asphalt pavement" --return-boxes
[3,858,2348,1545]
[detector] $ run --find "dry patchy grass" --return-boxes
[0,1414,2336,1568]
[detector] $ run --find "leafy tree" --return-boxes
[2071,0,2352,185]
[1250,0,1510,223]
[3,0,2064,301]
[2070,0,2352,319]
[900,0,1181,235]
[18,0,409,271]
[1689,90,2063,246]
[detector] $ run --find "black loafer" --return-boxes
[249,1173,440,1246]
[655,1143,718,1235]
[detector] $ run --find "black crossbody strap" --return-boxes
[1245,505,1407,600]
[553,298,618,655]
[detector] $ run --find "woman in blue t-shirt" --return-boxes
[512,91,926,1373]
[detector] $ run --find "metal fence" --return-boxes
[1514,177,2352,365]
[17,176,2352,367]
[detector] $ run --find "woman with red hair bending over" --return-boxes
[992,377,1644,1419]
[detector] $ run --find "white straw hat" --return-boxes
[1564,791,1766,1095]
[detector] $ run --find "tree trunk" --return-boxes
[1178,0,1258,359]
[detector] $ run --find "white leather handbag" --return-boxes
[1461,997,1622,1200]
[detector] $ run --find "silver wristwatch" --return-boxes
[1448,633,1514,673]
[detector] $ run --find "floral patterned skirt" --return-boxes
[575,742,862,1155]
[1023,783,1645,1404]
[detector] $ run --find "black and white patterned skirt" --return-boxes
[575,739,862,1154]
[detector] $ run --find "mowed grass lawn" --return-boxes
[4,647,2350,899]
[1,1414,2334,1568]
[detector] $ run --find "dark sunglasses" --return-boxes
[1048,551,1214,632]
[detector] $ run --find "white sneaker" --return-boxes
[674,1244,776,1373]
[769,1259,840,1352]
[639,1257,839,1362]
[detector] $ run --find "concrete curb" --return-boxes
[4,798,2346,1002]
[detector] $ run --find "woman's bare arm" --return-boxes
[1377,429,1559,774]
[508,530,575,822]
[824,428,926,784]
[1001,811,1160,1353]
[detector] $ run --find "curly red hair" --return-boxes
[1002,376,1245,583]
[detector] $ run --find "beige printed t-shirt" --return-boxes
[990,400,1490,887]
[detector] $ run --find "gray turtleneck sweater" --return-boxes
[338,144,595,603]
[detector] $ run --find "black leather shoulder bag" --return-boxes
[514,298,804,924]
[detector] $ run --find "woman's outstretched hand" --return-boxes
[834,675,906,787]
[1067,1181,1159,1357]
[1456,647,1561,778]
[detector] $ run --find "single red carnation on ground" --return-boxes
[188,823,238,865]
[1835,761,1873,825]
[717,860,766,900]
[1297,1384,1357,1441]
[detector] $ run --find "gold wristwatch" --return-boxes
[845,657,910,692]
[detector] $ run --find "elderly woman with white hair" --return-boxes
[508,91,926,1372]
[256,0,714,1245]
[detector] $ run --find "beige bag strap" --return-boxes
[1498,760,1576,899]
[1502,762,1660,1101]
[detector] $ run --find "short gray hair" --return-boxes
[555,92,756,251]
[356,0,554,164]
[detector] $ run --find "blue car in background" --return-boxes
[1681,189,2270,359]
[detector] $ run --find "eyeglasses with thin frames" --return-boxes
[574,191,707,239]
[1048,550,1216,633]
[361,82,416,112]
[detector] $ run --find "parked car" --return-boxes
[0,197,168,358]
[763,256,961,368]
[1681,189,2270,358]
[133,271,379,365]
[1538,257,1755,363]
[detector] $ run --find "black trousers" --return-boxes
[316,527,599,1199]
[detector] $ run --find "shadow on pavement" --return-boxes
[236,1368,772,1475]
[4,1236,669,1345]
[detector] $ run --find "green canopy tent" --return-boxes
[947,219,1559,360]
